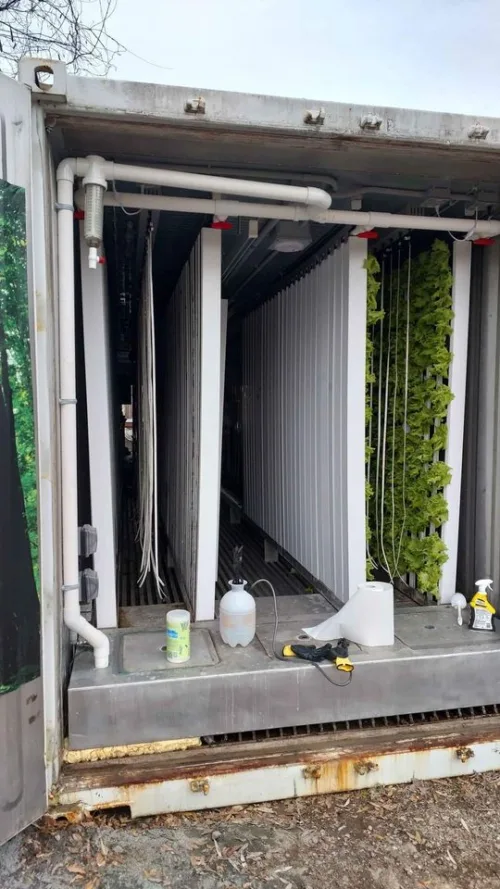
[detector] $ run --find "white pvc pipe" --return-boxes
[57,160,110,669]
[76,189,500,237]
[74,157,331,210]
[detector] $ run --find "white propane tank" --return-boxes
[219,581,256,647]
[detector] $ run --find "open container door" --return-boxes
[0,73,46,844]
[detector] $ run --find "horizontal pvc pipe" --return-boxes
[74,157,331,210]
[79,189,500,236]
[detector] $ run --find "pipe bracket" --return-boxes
[59,397,77,405]
[62,583,80,592]
[54,202,74,212]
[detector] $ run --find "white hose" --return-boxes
[395,240,412,571]
[379,253,394,581]
[390,246,402,571]
[374,260,385,564]
[136,228,165,599]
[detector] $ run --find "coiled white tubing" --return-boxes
[137,229,165,599]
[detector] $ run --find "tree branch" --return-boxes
[0,0,124,74]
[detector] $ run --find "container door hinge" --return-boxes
[353,760,379,775]
[456,747,475,763]
[303,764,323,780]
[189,778,210,795]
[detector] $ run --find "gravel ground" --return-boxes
[3,774,500,889]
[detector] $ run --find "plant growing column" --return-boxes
[367,239,454,598]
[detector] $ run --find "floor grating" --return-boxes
[117,481,422,610]
[202,703,500,746]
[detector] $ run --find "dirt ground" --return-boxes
[3,774,500,889]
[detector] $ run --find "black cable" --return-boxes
[250,578,353,688]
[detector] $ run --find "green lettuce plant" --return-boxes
[365,254,383,579]
[366,239,454,597]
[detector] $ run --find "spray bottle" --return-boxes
[219,545,256,648]
[469,578,497,631]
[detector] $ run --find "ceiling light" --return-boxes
[270,221,312,253]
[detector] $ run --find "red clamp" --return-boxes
[211,220,233,230]
[73,209,85,221]
[473,237,495,246]
[356,229,378,240]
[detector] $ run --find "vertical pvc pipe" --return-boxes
[79,226,118,628]
[57,166,109,667]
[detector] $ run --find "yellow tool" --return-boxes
[281,639,354,673]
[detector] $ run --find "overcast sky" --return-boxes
[107,0,500,116]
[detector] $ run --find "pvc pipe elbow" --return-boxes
[56,159,77,183]
[94,650,110,669]
[64,608,110,669]
[305,187,332,210]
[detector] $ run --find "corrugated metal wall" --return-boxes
[242,239,367,602]
[158,229,222,618]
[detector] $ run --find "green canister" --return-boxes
[166,609,191,663]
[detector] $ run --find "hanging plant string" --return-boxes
[379,250,394,581]
[391,244,402,572]
[395,237,412,571]
[374,258,385,568]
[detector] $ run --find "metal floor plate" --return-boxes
[395,607,500,650]
[121,630,219,674]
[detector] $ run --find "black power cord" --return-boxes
[250,578,354,688]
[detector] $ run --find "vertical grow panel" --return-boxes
[439,240,472,602]
[461,242,500,598]
[80,229,118,628]
[242,237,367,603]
[159,228,222,620]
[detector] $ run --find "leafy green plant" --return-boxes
[365,254,383,579]
[366,239,454,597]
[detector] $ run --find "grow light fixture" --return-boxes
[270,221,312,253]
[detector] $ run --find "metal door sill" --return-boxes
[53,709,500,820]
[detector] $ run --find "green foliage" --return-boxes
[365,254,384,580]
[366,239,454,597]
[0,181,39,591]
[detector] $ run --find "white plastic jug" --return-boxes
[219,581,256,647]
